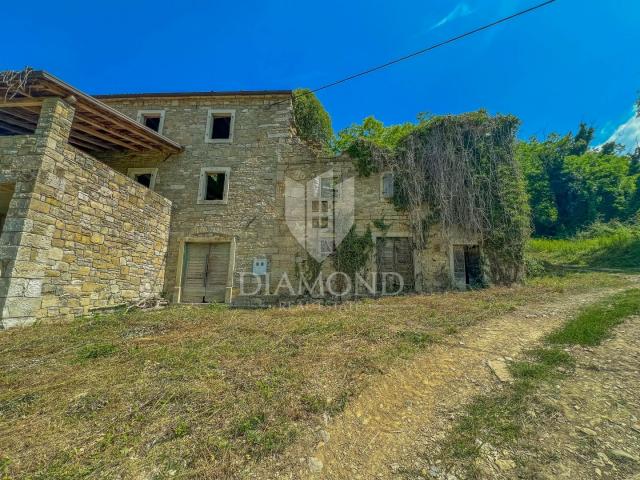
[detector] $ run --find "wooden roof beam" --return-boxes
[0,98,44,109]
[0,112,37,132]
[72,114,150,151]
[69,130,118,151]
[0,107,39,124]
[74,105,160,150]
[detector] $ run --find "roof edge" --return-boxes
[94,90,293,100]
[29,71,183,153]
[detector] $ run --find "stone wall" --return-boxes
[97,92,497,308]
[103,94,299,303]
[0,98,171,328]
[101,94,463,303]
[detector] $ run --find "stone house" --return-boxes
[0,70,482,328]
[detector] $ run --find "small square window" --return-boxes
[137,110,165,134]
[127,168,158,190]
[206,110,235,143]
[135,173,153,188]
[198,167,230,204]
[320,177,334,199]
[312,216,329,229]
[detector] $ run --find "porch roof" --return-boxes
[0,69,183,155]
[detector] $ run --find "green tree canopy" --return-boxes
[518,123,639,237]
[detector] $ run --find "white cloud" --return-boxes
[431,3,474,30]
[600,107,640,152]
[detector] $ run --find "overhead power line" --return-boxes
[275,0,556,105]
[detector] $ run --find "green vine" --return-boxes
[342,110,530,285]
[372,217,391,235]
[333,226,374,281]
[294,252,322,293]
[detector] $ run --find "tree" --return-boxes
[570,122,594,155]
[333,115,416,153]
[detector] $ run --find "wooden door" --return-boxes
[376,237,414,293]
[181,242,230,303]
[452,245,467,288]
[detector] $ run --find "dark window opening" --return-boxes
[134,173,153,188]
[211,115,231,140]
[0,183,16,234]
[464,245,482,286]
[205,172,226,201]
[142,115,161,132]
[453,245,483,288]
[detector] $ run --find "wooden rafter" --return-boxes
[0,98,44,109]
[0,69,183,155]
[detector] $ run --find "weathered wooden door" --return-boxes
[181,242,230,303]
[376,237,414,293]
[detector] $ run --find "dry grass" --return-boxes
[0,272,631,479]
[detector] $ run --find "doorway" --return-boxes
[181,242,231,303]
[376,237,414,293]
[452,244,482,288]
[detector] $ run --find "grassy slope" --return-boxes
[0,273,630,479]
[528,223,640,271]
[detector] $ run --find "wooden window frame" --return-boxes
[136,110,166,135]
[205,109,235,144]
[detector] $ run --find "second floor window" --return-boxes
[127,168,158,190]
[198,167,230,204]
[206,109,235,143]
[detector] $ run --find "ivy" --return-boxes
[339,110,531,285]
[292,89,333,149]
[372,218,391,235]
[294,252,322,293]
[333,226,374,281]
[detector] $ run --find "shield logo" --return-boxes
[285,170,354,262]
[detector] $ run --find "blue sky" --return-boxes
[4,0,640,148]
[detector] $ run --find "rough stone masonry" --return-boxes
[0,97,170,328]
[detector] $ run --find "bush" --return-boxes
[292,89,333,148]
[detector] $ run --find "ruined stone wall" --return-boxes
[0,134,43,326]
[275,156,455,294]
[0,98,171,328]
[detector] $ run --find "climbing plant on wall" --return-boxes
[291,89,333,149]
[338,110,530,285]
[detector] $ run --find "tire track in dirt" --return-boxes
[295,287,632,480]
